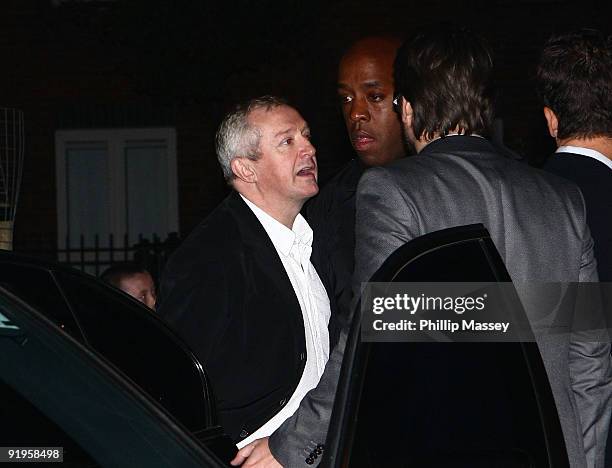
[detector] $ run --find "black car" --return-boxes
[1,287,232,467]
[0,225,570,467]
[0,250,236,464]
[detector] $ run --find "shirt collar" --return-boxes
[556,146,612,171]
[239,194,313,257]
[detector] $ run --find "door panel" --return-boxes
[326,224,567,468]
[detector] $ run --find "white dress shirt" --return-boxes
[556,145,612,171]
[237,194,331,448]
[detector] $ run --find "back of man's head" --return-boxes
[537,29,612,140]
[394,25,494,141]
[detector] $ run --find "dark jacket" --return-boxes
[159,191,333,443]
[543,152,612,281]
[356,136,607,467]
[305,159,365,323]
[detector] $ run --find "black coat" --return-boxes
[543,152,612,281]
[305,159,365,323]
[159,191,334,443]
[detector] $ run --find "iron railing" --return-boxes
[15,232,181,281]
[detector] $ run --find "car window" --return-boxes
[0,263,82,340]
[328,225,566,467]
[52,269,213,433]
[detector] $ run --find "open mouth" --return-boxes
[297,166,316,178]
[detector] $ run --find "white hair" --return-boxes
[215,96,288,182]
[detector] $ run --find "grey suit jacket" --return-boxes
[269,328,347,466]
[354,136,612,468]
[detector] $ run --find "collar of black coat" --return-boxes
[224,190,276,250]
[225,191,335,303]
[419,134,496,156]
[224,190,307,327]
[223,192,297,293]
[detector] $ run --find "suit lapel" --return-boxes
[226,192,305,334]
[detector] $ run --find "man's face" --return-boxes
[249,105,318,206]
[119,272,156,310]
[337,39,405,167]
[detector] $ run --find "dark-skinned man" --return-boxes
[232,36,408,468]
[306,35,408,327]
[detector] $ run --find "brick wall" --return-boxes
[0,0,608,249]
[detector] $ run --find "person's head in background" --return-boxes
[101,263,157,310]
[536,28,612,154]
[337,36,409,167]
[393,25,495,153]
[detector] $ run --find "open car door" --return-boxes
[325,224,569,467]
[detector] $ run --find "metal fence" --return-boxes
[16,233,181,281]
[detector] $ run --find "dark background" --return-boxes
[0,0,609,251]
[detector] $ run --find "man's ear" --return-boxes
[543,107,559,139]
[400,98,421,148]
[230,157,257,184]
[400,98,413,128]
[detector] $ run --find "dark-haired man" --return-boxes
[355,26,611,468]
[538,29,612,282]
[159,96,332,455]
[538,29,612,467]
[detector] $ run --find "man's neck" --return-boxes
[238,190,302,229]
[415,132,477,153]
[557,136,612,160]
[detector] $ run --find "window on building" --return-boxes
[55,128,178,272]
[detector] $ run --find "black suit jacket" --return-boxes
[305,159,365,323]
[159,191,333,443]
[543,152,612,281]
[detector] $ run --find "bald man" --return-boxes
[306,36,408,326]
[232,36,407,468]
[337,36,406,167]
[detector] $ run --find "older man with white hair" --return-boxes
[159,96,333,461]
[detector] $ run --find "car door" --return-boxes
[0,253,236,463]
[325,224,568,467]
[0,286,226,468]
[51,268,237,461]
